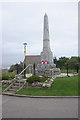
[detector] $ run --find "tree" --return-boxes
[8,62,23,74]
[54,56,78,71]
[54,57,69,69]
[67,57,78,70]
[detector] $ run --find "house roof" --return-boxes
[25,55,41,65]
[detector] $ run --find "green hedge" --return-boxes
[27,76,50,84]
[2,72,16,80]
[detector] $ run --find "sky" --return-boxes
[1,2,78,68]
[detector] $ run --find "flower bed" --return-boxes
[26,76,53,88]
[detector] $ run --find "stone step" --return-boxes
[3,79,26,94]
[6,90,16,94]
[11,86,19,89]
[16,81,25,83]
[14,82,24,86]
[3,91,15,94]
[8,88,17,91]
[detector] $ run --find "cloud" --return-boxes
[2,2,78,67]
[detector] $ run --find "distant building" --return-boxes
[1,69,8,73]
[25,55,41,67]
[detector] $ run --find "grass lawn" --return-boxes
[2,86,7,91]
[0,86,2,93]
[0,86,7,93]
[0,71,16,80]
[61,69,80,73]
[17,76,78,96]
[61,69,77,73]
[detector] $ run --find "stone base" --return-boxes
[36,64,60,76]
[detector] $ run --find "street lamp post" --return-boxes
[23,43,27,78]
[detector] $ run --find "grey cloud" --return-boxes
[2,2,78,67]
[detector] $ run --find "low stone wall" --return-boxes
[1,79,14,87]
[25,77,55,88]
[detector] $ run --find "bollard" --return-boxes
[76,64,79,74]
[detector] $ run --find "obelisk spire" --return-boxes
[43,13,50,51]
[43,13,49,40]
[41,13,53,63]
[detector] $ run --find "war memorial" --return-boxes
[2,3,78,119]
[36,13,60,76]
[25,13,60,76]
[2,13,78,94]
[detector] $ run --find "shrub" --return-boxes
[2,72,16,80]
[27,76,50,84]
[27,76,40,84]
[41,76,51,82]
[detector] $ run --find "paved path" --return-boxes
[2,95,78,118]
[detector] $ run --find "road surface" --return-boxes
[2,95,78,118]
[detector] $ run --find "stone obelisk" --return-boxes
[37,13,60,76]
[41,13,53,64]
